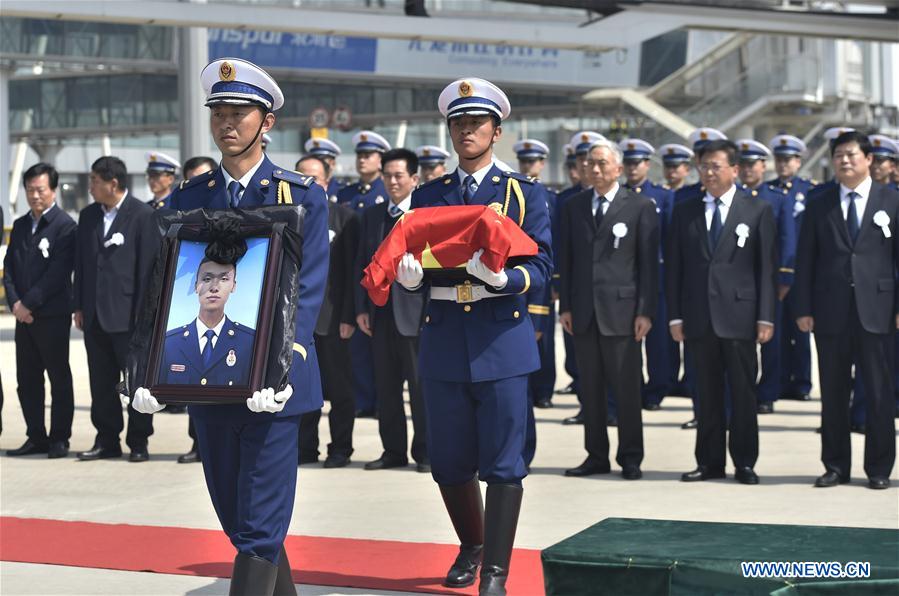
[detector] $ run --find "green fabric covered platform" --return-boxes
[541,518,899,595]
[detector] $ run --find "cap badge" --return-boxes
[458,81,473,97]
[741,143,749,150]
[581,133,589,142]
[150,153,157,161]
[218,60,236,82]
[423,148,431,156]
[524,142,532,150]
[700,131,708,140]
[627,143,635,150]
[780,138,788,145]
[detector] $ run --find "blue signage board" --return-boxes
[208,29,377,73]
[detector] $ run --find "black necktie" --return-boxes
[462,175,477,204]
[594,197,606,228]
[846,191,860,244]
[708,198,723,250]
[228,180,242,208]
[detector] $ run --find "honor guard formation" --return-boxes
[2,35,898,596]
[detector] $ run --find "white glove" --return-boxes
[466,249,508,289]
[124,387,166,414]
[247,384,293,413]
[396,252,424,290]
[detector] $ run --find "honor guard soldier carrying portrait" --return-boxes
[416,145,451,183]
[336,130,390,212]
[399,77,552,596]
[145,151,180,210]
[304,137,344,200]
[127,57,329,595]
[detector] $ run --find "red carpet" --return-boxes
[0,517,544,595]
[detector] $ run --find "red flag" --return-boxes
[361,205,538,306]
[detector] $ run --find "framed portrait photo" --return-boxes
[125,207,305,405]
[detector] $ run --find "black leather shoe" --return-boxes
[606,416,618,427]
[814,471,849,488]
[555,382,576,395]
[48,441,69,459]
[868,477,890,490]
[417,462,432,474]
[7,440,49,456]
[364,454,408,470]
[354,408,376,418]
[757,402,774,414]
[643,403,661,411]
[564,458,611,477]
[77,445,122,461]
[850,423,866,434]
[298,451,319,465]
[621,465,642,480]
[129,448,149,463]
[681,418,698,430]
[163,404,187,414]
[177,448,200,464]
[735,466,759,485]
[781,392,811,401]
[681,467,725,482]
[562,412,584,425]
[534,398,553,409]
[323,453,350,468]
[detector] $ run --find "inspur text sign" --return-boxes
[207,29,639,88]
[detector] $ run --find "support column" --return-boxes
[179,0,210,163]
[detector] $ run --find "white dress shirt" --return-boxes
[388,195,412,217]
[221,155,266,202]
[196,315,227,354]
[703,184,737,230]
[591,183,620,216]
[102,191,128,236]
[839,176,872,223]
[457,162,496,189]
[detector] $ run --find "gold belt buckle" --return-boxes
[455,281,474,303]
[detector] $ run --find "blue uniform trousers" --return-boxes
[757,300,784,405]
[642,290,677,406]
[350,332,377,413]
[424,375,528,486]
[529,313,556,403]
[780,292,813,396]
[194,415,300,564]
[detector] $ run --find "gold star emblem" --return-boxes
[260,179,270,186]
[491,176,500,183]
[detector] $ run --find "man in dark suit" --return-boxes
[559,139,659,480]
[296,154,358,469]
[74,156,159,462]
[4,163,77,458]
[794,131,898,490]
[667,139,778,485]
[355,148,429,473]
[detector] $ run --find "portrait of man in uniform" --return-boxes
[158,238,268,388]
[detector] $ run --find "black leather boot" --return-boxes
[273,546,297,596]
[439,477,484,588]
[228,552,277,596]
[479,483,523,596]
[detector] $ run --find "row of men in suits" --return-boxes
[4,158,160,462]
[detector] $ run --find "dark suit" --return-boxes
[355,201,428,464]
[794,180,898,480]
[3,205,77,445]
[666,188,777,471]
[73,193,160,451]
[560,186,659,468]
[300,201,358,461]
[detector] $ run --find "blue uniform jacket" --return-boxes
[336,176,387,212]
[673,181,704,205]
[167,155,329,423]
[740,182,797,286]
[161,317,254,387]
[552,184,584,293]
[527,186,555,334]
[625,179,674,274]
[410,165,553,383]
